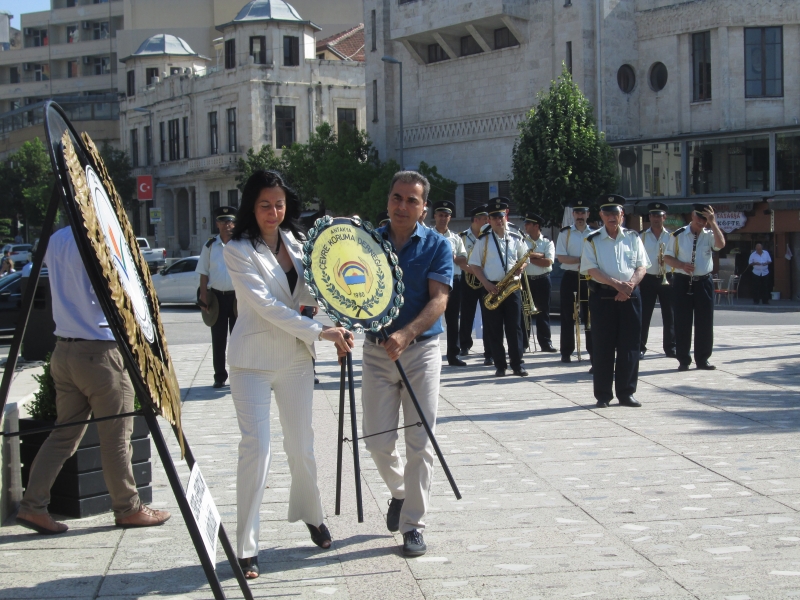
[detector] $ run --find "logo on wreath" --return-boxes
[335,260,373,295]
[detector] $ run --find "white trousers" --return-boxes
[361,336,441,534]
[230,352,324,558]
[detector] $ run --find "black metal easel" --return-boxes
[0,183,253,599]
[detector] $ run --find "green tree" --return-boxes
[0,139,55,233]
[417,161,457,205]
[99,143,136,210]
[235,145,283,192]
[511,66,618,226]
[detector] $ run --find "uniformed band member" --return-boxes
[522,213,557,353]
[555,201,594,363]
[458,205,492,364]
[581,195,650,408]
[197,206,238,388]
[419,201,430,225]
[664,203,725,371]
[377,210,391,227]
[468,198,529,377]
[433,200,469,366]
[639,202,676,359]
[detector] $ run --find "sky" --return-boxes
[2,1,52,29]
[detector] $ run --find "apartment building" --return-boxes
[365,0,800,299]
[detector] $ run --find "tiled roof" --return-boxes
[316,24,365,62]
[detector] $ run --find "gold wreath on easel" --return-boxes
[62,131,184,454]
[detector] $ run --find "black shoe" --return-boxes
[678,364,690,372]
[483,357,494,366]
[213,381,225,389]
[542,345,558,353]
[618,395,642,407]
[237,556,259,579]
[495,368,507,377]
[448,358,467,367]
[402,530,427,557]
[458,350,470,357]
[306,523,332,549]
[639,352,645,360]
[314,376,320,385]
[386,497,404,532]
[513,368,528,377]
[596,400,610,408]
[665,351,677,358]
[561,355,572,363]
[588,367,593,374]
[696,362,716,370]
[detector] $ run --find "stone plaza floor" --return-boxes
[0,318,799,599]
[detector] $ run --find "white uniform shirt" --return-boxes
[749,250,771,277]
[468,229,528,282]
[640,227,672,276]
[556,225,595,272]
[196,235,234,292]
[437,228,467,277]
[665,227,719,276]
[45,227,115,341]
[524,234,555,276]
[580,227,651,282]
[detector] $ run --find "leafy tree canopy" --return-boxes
[0,138,55,229]
[99,142,137,211]
[511,66,618,226]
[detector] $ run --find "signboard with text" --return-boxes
[716,211,747,233]
[149,208,162,223]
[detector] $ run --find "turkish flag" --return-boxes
[137,175,153,201]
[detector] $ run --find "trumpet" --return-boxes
[657,242,670,286]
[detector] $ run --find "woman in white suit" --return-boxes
[224,170,353,579]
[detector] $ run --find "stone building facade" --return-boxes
[121,1,365,257]
[365,0,800,299]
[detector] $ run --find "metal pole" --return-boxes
[379,330,461,500]
[398,61,404,169]
[346,352,364,523]
[334,359,346,516]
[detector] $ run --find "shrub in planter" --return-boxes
[20,353,152,518]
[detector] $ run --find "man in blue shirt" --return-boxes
[361,171,452,557]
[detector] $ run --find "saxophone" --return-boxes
[484,249,536,310]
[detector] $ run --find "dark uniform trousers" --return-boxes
[459,280,492,359]
[752,273,771,303]
[211,289,237,384]
[522,274,552,350]
[444,275,461,360]
[483,287,524,371]
[589,285,642,402]
[560,271,592,360]
[672,274,714,366]
[639,273,676,354]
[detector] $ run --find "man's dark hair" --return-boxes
[389,170,431,202]
[232,170,305,248]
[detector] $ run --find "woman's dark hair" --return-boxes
[232,170,305,248]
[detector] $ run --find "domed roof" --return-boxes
[121,34,208,62]
[217,0,320,31]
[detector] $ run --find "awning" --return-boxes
[766,196,800,211]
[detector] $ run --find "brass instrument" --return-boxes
[657,242,670,285]
[464,233,484,290]
[572,274,591,361]
[484,249,536,310]
[521,269,540,334]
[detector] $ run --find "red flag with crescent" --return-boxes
[137,175,153,201]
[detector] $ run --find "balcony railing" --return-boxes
[0,94,119,135]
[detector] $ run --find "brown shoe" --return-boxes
[115,505,171,528]
[16,511,68,535]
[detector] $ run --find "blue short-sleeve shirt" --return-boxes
[378,222,453,337]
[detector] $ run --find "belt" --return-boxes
[562,270,581,277]
[210,289,236,296]
[527,273,550,281]
[588,280,617,293]
[57,337,97,342]
[674,273,710,282]
[365,333,435,346]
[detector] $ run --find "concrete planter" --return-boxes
[19,415,152,518]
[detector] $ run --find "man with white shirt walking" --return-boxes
[749,242,772,305]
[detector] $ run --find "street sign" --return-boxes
[149,208,162,223]
[137,175,153,201]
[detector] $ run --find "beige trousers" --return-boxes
[361,336,441,534]
[20,340,140,519]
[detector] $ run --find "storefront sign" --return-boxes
[716,211,747,233]
[149,208,162,223]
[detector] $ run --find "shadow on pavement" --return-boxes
[439,405,586,424]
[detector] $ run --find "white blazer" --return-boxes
[223,230,322,371]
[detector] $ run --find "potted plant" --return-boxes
[20,354,153,518]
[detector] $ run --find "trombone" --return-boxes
[572,275,591,361]
[521,271,540,347]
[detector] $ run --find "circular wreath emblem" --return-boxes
[303,216,404,333]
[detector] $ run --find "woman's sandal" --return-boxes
[238,556,259,579]
[306,522,332,549]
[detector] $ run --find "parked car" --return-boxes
[152,256,200,304]
[1,244,33,270]
[0,271,24,334]
[136,238,167,273]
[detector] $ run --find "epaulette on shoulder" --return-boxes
[586,229,602,241]
[508,230,522,239]
[478,228,492,239]
[459,229,469,237]
[205,237,216,248]
[672,226,687,236]
[560,225,571,232]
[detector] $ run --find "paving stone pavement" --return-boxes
[0,322,799,599]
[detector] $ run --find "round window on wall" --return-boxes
[617,65,636,93]
[649,62,668,91]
